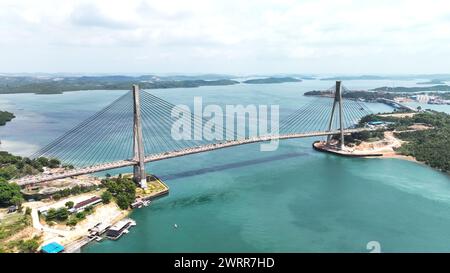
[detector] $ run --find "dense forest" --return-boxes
[0,151,64,207]
[359,111,450,172]
[102,175,136,210]
[0,110,14,126]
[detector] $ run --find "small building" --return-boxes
[69,196,102,213]
[41,242,64,253]
[106,220,134,240]
[368,121,384,126]
[88,222,111,237]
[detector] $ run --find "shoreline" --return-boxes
[63,175,169,252]
[20,174,169,253]
[312,136,433,170]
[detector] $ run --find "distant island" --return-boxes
[321,74,450,81]
[372,85,450,92]
[0,110,15,126]
[305,85,450,105]
[0,75,239,94]
[416,79,445,85]
[243,77,302,84]
[304,90,395,101]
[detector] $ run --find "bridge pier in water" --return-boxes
[326,81,345,150]
[132,84,147,189]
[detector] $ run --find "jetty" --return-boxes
[106,219,136,240]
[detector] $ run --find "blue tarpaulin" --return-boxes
[41,242,64,253]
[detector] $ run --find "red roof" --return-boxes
[74,196,101,209]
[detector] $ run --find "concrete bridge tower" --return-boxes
[326,81,345,150]
[132,85,147,188]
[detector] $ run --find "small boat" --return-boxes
[95,237,103,242]
[174,224,178,228]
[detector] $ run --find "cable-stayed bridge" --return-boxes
[12,81,375,187]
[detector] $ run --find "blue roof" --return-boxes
[368,121,384,125]
[41,242,64,253]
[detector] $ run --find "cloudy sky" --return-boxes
[1,0,449,74]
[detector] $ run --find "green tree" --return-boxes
[65,201,74,209]
[17,237,40,253]
[75,211,86,220]
[46,207,69,222]
[22,164,35,175]
[15,161,24,170]
[52,193,61,200]
[101,191,112,204]
[84,205,94,214]
[55,208,69,221]
[29,160,43,172]
[102,177,136,210]
[45,208,57,221]
[0,180,23,207]
[116,193,131,210]
[0,165,18,180]
[36,157,49,167]
[66,218,78,226]
[48,158,61,168]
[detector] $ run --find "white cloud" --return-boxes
[0,0,449,74]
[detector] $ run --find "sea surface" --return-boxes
[1,79,450,252]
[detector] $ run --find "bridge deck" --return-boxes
[12,128,372,186]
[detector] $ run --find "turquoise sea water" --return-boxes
[1,80,450,252]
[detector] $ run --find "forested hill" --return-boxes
[372,85,450,92]
[0,75,239,94]
[243,77,302,84]
[360,111,450,172]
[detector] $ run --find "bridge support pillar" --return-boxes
[132,84,147,189]
[326,81,345,150]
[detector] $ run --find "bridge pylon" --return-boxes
[132,84,147,189]
[326,81,345,150]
